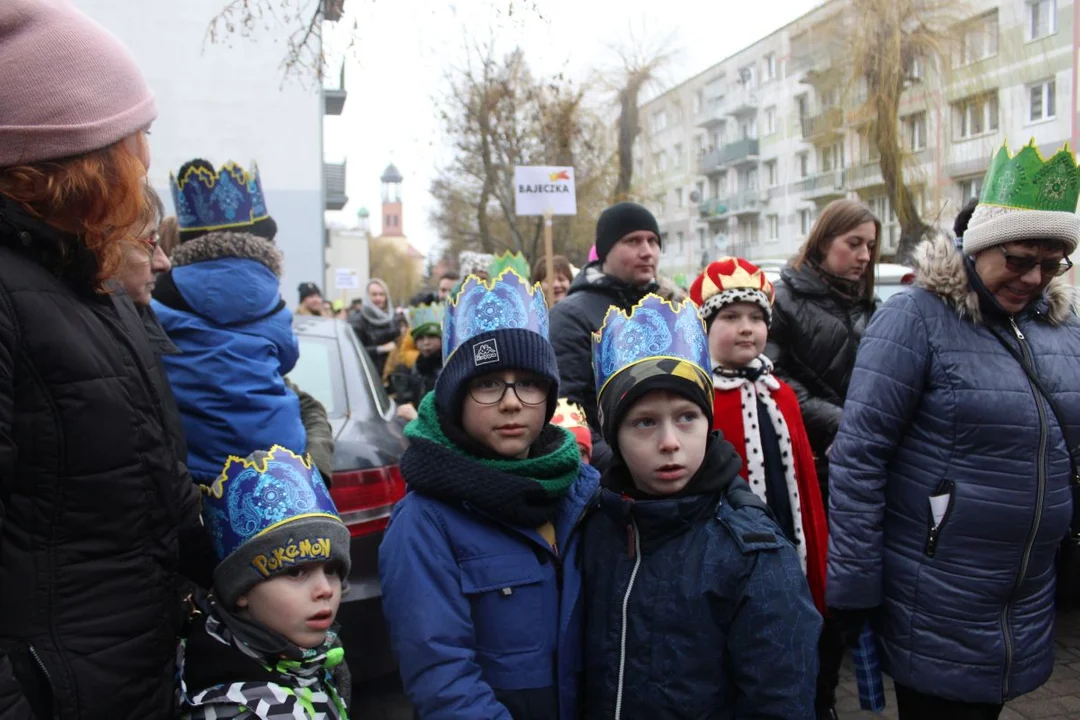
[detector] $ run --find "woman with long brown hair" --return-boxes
[766,197,881,720]
[0,2,206,717]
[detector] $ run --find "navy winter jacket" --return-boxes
[582,438,821,719]
[827,235,1080,703]
[379,463,601,720]
[152,231,305,482]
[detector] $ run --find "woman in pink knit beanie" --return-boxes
[0,2,210,719]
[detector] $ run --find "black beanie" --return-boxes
[595,202,662,263]
[435,328,560,423]
[298,282,322,303]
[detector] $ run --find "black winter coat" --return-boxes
[350,313,400,378]
[765,265,876,497]
[549,263,658,471]
[0,196,205,720]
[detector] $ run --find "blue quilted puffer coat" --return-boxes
[582,437,821,719]
[151,231,304,482]
[827,234,1080,704]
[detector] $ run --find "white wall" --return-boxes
[325,227,371,305]
[75,0,325,308]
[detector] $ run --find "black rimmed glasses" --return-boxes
[468,377,550,406]
[999,247,1073,277]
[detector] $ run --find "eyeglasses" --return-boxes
[999,247,1073,277]
[468,377,550,406]
[140,231,159,259]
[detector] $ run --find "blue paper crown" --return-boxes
[408,302,445,335]
[170,159,270,233]
[591,294,712,401]
[443,268,549,360]
[200,445,341,563]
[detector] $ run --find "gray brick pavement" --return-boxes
[838,607,1080,720]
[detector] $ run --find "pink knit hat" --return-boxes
[0,0,157,167]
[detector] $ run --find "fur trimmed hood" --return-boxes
[170,231,283,278]
[912,233,1077,326]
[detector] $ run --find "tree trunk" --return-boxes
[614,82,642,202]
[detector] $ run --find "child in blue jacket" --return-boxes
[583,294,821,719]
[152,159,305,483]
[379,269,600,720]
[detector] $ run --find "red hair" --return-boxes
[0,138,149,289]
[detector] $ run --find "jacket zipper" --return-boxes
[924,480,955,558]
[614,519,642,720]
[1000,315,1047,699]
[29,644,58,717]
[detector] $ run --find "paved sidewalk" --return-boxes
[837,607,1080,719]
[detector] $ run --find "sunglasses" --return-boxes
[999,247,1073,277]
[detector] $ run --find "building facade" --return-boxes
[77,0,347,307]
[637,0,1076,279]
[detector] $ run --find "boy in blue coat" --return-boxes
[379,269,600,720]
[583,294,821,719]
[152,159,305,483]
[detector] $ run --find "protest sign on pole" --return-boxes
[514,166,577,306]
[334,268,361,290]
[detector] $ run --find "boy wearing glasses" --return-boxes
[379,269,600,720]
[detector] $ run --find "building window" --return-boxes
[696,181,706,201]
[698,228,707,250]
[674,144,684,169]
[860,129,881,163]
[795,94,809,120]
[798,209,812,235]
[675,188,684,208]
[820,87,838,108]
[765,106,777,134]
[738,64,755,88]
[1028,0,1056,40]
[905,112,927,151]
[764,53,777,81]
[820,142,845,172]
[693,135,704,156]
[767,214,779,240]
[765,160,778,187]
[693,89,704,115]
[742,167,759,191]
[960,177,983,200]
[957,11,998,66]
[798,153,809,179]
[907,56,925,81]
[652,109,667,132]
[953,92,999,140]
[676,231,685,254]
[1028,79,1056,122]
[739,119,757,140]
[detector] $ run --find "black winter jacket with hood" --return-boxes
[765,264,877,488]
[0,194,205,720]
[549,262,659,471]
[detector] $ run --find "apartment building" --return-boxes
[637,0,1076,278]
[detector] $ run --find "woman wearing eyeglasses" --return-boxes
[826,143,1080,719]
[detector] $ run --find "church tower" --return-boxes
[380,163,403,237]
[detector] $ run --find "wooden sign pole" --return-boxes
[544,208,555,308]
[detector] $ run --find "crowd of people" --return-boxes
[1,2,1079,720]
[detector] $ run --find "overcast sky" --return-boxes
[323,0,823,255]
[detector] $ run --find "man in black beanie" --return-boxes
[549,201,662,471]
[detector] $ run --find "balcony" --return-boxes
[800,107,843,141]
[720,137,760,167]
[697,100,728,129]
[324,64,347,115]
[729,189,765,216]
[698,148,725,175]
[325,161,348,210]
[845,162,883,189]
[795,170,846,201]
[699,198,729,219]
[727,87,760,117]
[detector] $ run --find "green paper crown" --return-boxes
[489,251,531,280]
[980,140,1080,213]
[408,303,444,338]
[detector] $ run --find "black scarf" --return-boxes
[807,257,868,306]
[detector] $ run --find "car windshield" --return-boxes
[288,336,347,418]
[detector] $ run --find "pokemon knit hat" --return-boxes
[200,446,350,607]
[591,294,713,452]
[962,140,1080,255]
[690,257,775,325]
[551,398,592,461]
[435,269,559,422]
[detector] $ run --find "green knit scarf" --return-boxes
[405,393,580,498]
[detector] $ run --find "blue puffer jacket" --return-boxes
[583,437,821,719]
[379,455,601,720]
[827,235,1080,704]
[151,231,304,482]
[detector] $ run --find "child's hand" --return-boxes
[379,341,397,354]
[395,403,418,422]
